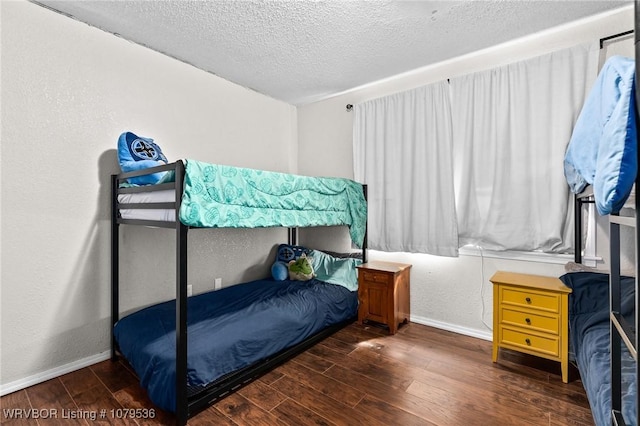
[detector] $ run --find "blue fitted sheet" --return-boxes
[113,278,357,412]
[560,272,637,426]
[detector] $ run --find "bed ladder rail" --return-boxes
[609,209,640,426]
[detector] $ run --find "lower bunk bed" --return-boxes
[112,159,368,425]
[560,271,637,426]
[114,272,358,414]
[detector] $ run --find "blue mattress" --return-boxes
[113,278,358,412]
[560,272,636,426]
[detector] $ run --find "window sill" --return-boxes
[458,246,575,265]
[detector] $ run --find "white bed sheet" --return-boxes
[118,190,176,222]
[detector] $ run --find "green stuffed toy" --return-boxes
[288,254,315,281]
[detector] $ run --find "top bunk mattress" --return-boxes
[117,159,367,247]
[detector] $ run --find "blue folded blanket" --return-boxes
[564,56,637,215]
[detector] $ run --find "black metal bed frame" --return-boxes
[111,160,368,425]
[575,15,640,424]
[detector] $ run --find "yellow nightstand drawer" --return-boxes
[501,287,559,313]
[501,308,559,334]
[501,328,559,357]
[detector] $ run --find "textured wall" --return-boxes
[0,1,295,387]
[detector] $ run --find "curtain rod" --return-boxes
[600,29,634,49]
[345,31,632,111]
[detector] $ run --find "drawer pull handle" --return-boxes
[525,297,532,303]
[525,338,531,345]
[525,318,531,324]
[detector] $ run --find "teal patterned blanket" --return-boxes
[178,160,367,247]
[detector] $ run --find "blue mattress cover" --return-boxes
[560,272,636,426]
[113,278,357,412]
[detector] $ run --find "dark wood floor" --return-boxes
[1,322,594,425]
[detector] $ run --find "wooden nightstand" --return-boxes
[490,271,572,383]
[357,261,411,334]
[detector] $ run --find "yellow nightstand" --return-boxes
[490,271,572,383]
[357,261,411,334]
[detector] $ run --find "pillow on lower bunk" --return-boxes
[277,244,311,263]
[117,131,169,185]
[271,261,289,281]
[310,249,361,291]
[288,254,315,281]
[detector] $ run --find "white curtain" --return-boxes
[450,43,599,252]
[353,83,459,256]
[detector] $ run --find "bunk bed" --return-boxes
[561,18,639,426]
[111,159,368,425]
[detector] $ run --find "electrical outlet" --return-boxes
[214,278,222,290]
[187,285,193,297]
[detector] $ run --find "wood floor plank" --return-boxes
[214,393,288,426]
[323,364,481,426]
[111,384,175,426]
[0,390,36,426]
[307,344,414,390]
[278,360,365,408]
[72,384,136,426]
[271,398,335,426]
[25,379,86,426]
[258,370,285,386]
[406,378,548,426]
[289,351,335,374]
[269,375,386,426]
[188,408,238,426]
[90,361,138,395]
[237,380,287,412]
[333,325,416,353]
[353,394,437,426]
[59,368,104,399]
[426,358,593,423]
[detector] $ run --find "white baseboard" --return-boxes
[0,351,111,397]
[410,314,493,342]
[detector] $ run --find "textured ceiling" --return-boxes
[36,0,631,105]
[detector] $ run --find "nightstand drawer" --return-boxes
[361,271,389,284]
[501,287,560,313]
[501,308,559,334]
[501,328,559,357]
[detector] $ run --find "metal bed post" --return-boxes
[610,214,624,424]
[610,10,640,422]
[575,195,582,264]
[111,174,120,361]
[635,7,640,422]
[636,170,640,426]
[288,227,297,245]
[174,161,189,426]
[362,184,368,263]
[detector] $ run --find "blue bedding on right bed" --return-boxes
[563,56,637,216]
[560,271,637,426]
